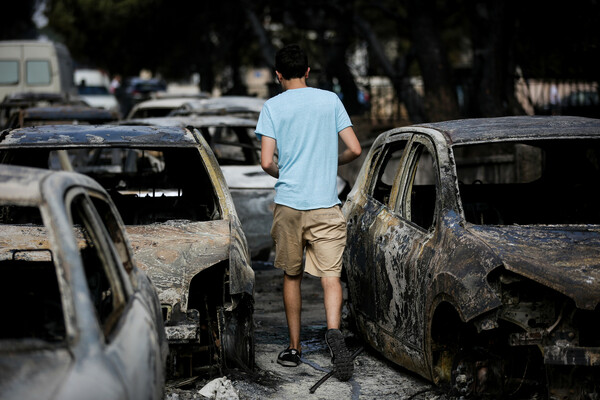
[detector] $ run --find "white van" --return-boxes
[74,68,119,113]
[0,40,76,101]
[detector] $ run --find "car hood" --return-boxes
[126,219,231,311]
[221,165,278,189]
[79,95,119,110]
[468,224,600,310]
[220,165,350,195]
[0,344,72,400]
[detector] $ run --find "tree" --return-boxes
[42,0,600,120]
[0,0,38,40]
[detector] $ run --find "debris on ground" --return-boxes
[198,377,239,400]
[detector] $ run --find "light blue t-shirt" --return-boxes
[255,87,352,210]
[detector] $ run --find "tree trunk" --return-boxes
[468,0,525,116]
[244,2,276,71]
[323,6,362,115]
[354,15,425,122]
[407,0,460,122]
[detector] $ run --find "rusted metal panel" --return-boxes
[0,226,53,261]
[126,220,230,311]
[468,224,600,310]
[343,116,600,396]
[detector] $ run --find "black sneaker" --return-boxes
[325,329,353,381]
[277,347,301,367]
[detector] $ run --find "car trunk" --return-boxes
[468,223,600,310]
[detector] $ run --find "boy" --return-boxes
[255,44,362,381]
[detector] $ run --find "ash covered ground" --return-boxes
[164,263,446,400]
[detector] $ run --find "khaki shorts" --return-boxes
[271,204,347,277]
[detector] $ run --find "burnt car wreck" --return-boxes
[343,116,600,398]
[122,112,351,260]
[0,124,255,377]
[0,165,168,399]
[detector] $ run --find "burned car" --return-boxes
[170,95,266,119]
[343,116,600,398]
[4,105,119,129]
[0,124,255,376]
[122,114,352,260]
[122,115,277,260]
[0,164,167,400]
[0,92,87,128]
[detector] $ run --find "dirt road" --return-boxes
[165,263,446,400]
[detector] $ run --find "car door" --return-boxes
[367,134,439,372]
[345,137,410,322]
[70,190,163,400]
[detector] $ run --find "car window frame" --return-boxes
[86,190,136,294]
[396,134,440,232]
[366,136,411,206]
[64,188,129,340]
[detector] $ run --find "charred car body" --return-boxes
[123,112,351,260]
[0,124,255,376]
[122,115,277,260]
[343,116,600,398]
[4,105,119,129]
[0,92,87,128]
[0,164,167,400]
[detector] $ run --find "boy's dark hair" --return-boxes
[275,44,308,80]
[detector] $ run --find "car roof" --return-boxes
[177,96,265,115]
[20,105,117,121]
[0,124,200,147]
[123,115,258,128]
[407,116,600,145]
[131,97,196,109]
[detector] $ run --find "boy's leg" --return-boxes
[283,272,303,351]
[271,204,304,354]
[303,206,353,380]
[321,276,342,329]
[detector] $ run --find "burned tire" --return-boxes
[219,297,255,371]
[431,304,546,398]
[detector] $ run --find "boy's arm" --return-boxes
[338,127,362,166]
[260,136,279,178]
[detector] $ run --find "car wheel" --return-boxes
[219,297,255,371]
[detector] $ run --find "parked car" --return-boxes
[342,116,600,398]
[170,95,266,119]
[0,92,86,128]
[122,115,276,259]
[122,114,351,260]
[121,78,167,117]
[4,104,119,129]
[125,96,207,120]
[0,124,255,376]
[74,69,120,115]
[0,164,167,400]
